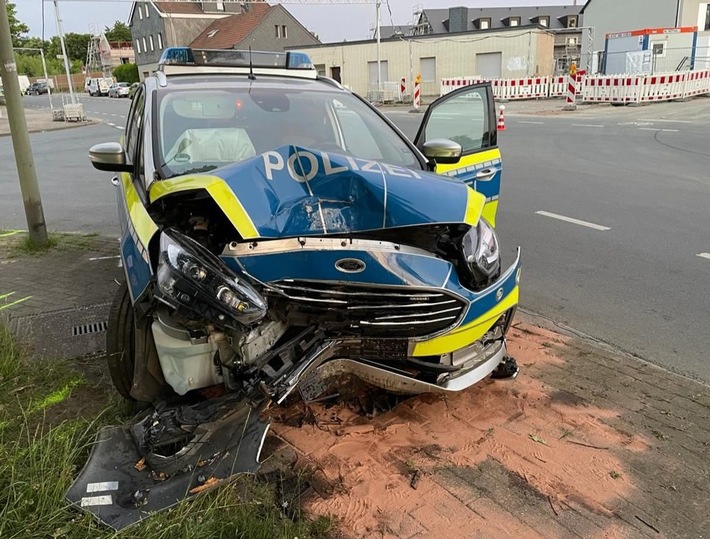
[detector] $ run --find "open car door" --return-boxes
[414,83,501,226]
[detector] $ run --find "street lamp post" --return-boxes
[0,0,48,246]
[53,0,76,103]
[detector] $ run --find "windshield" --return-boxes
[156,86,420,179]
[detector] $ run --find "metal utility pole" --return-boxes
[53,0,76,103]
[0,0,48,245]
[375,0,381,95]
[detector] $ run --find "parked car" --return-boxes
[128,81,139,99]
[72,47,521,529]
[87,77,112,96]
[108,82,131,98]
[25,81,49,95]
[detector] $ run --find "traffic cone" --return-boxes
[497,105,506,131]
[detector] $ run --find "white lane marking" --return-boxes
[572,123,604,128]
[640,118,692,123]
[106,122,115,126]
[536,211,610,231]
[89,255,121,261]
[518,120,544,124]
[114,125,124,130]
[697,253,710,260]
[110,113,117,117]
[639,127,679,132]
[87,481,119,493]
[81,495,112,507]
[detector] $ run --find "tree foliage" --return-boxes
[113,63,139,83]
[47,33,91,63]
[104,21,132,42]
[6,2,29,47]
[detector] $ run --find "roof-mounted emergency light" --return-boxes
[157,47,314,71]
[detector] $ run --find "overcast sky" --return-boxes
[17,0,577,43]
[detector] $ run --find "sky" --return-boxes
[16,0,578,44]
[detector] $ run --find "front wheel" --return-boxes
[106,282,171,403]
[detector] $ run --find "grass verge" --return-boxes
[0,324,334,539]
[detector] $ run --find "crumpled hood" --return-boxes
[150,145,484,239]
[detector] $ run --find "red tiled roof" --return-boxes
[190,4,273,49]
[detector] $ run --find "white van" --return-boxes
[87,77,114,96]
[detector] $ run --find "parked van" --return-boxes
[87,77,114,96]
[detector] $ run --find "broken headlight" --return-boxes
[156,229,267,327]
[461,218,501,286]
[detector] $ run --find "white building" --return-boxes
[288,27,555,98]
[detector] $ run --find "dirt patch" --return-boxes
[269,323,710,538]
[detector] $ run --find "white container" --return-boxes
[152,321,224,395]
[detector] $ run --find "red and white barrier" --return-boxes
[441,70,710,105]
[399,77,406,101]
[413,79,421,110]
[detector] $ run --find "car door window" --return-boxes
[419,87,493,154]
[124,88,145,165]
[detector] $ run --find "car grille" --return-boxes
[267,280,467,338]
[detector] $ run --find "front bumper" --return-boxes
[303,336,508,396]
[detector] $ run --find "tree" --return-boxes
[48,33,91,63]
[113,63,139,84]
[6,2,29,47]
[104,21,132,42]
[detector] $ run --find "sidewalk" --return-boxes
[0,105,98,136]
[1,231,708,538]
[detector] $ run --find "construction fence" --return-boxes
[440,70,710,105]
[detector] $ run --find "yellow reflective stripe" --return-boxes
[482,200,499,228]
[464,187,486,226]
[412,286,519,357]
[434,148,501,175]
[121,173,157,247]
[149,175,259,240]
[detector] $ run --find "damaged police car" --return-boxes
[68,48,521,528]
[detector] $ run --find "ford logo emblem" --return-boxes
[335,258,366,273]
[495,287,504,302]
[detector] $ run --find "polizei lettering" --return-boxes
[262,148,421,182]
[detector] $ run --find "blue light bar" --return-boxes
[157,47,314,71]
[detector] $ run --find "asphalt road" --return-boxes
[2,94,709,384]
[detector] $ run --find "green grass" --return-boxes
[0,324,335,539]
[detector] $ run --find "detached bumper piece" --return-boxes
[66,398,268,531]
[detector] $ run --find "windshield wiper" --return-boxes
[162,164,219,179]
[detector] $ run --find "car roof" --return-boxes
[152,74,341,95]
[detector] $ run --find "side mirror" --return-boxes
[421,139,463,165]
[89,142,132,172]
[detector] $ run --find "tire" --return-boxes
[106,282,136,400]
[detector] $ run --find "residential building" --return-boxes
[108,41,135,66]
[580,0,710,71]
[406,6,583,73]
[129,1,253,79]
[288,27,554,98]
[190,4,319,51]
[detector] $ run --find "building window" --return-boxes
[142,37,147,53]
[144,3,149,17]
[138,5,142,19]
[157,32,163,49]
[705,4,710,31]
[539,16,549,27]
[478,18,491,30]
[149,35,154,51]
[282,25,288,38]
[420,57,436,82]
[567,16,578,28]
[275,25,281,38]
[509,17,521,27]
[652,42,666,57]
[135,39,141,54]
[216,1,224,11]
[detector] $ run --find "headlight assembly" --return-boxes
[156,229,267,327]
[461,218,501,286]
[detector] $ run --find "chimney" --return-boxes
[448,7,468,33]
